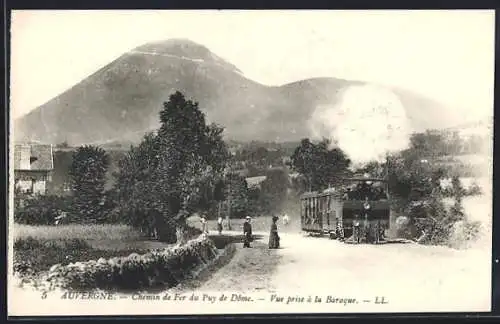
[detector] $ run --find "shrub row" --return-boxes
[16,235,219,292]
[14,194,71,225]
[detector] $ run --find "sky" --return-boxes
[10,10,495,121]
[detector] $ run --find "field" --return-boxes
[12,224,181,274]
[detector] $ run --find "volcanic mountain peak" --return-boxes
[130,38,243,74]
[14,38,460,146]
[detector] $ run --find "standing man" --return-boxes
[335,215,344,241]
[353,214,361,244]
[363,197,372,243]
[200,215,208,235]
[217,216,224,235]
[243,216,253,248]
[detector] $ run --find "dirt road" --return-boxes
[194,225,491,313]
[193,178,492,313]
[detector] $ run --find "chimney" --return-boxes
[19,145,31,170]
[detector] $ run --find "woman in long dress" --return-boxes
[269,215,280,249]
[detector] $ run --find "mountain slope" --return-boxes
[14,39,459,145]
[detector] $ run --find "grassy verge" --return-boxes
[13,237,154,276]
[12,224,200,276]
[13,224,143,241]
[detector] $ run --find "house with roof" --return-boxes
[245,175,267,190]
[14,144,54,195]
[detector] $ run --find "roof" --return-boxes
[245,175,267,188]
[14,144,54,171]
[342,178,387,182]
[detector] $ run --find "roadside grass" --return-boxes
[14,224,143,242]
[13,237,154,275]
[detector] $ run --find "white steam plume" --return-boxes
[310,85,413,169]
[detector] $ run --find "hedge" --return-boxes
[14,194,71,225]
[15,234,220,292]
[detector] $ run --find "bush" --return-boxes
[448,220,482,249]
[466,183,482,196]
[14,194,71,225]
[394,216,412,239]
[23,235,219,292]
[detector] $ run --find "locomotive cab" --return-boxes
[300,176,391,244]
[339,177,391,243]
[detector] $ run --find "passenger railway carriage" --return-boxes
[300,177,392,244]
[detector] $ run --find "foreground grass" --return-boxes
[13,224,143,242]
[12,223,201,275]
[13,237,154,275]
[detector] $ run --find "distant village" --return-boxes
[13,120,490,198]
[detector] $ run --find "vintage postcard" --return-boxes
[8,10,495,316]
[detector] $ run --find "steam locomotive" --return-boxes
[300,176,391,244]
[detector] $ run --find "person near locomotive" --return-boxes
[353,213,361,243]
[363,197,372,243]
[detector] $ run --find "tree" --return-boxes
[409,130,446,156]
[69,145,109,223]
[113,132,162,234]
[155,92,229,243]
[56,141,70,149]
[259,168,289,214]
[383,142,470,244]
[224,173,249,218]
[448,176,466,223]
[114,92,229,243]
[290,138,351,192]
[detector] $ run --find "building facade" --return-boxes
[14,144,54,195]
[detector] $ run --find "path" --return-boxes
[194,228,491,313]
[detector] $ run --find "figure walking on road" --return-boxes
[269,215,280,249]
[200,215,208,234]
[282,213,290,226]
[243,216,253,248]
[217,216,223,235]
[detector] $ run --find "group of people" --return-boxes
[200,215,225,235]
[243,214,282,249]
[200,212,290,249]
[351,214,385,244]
